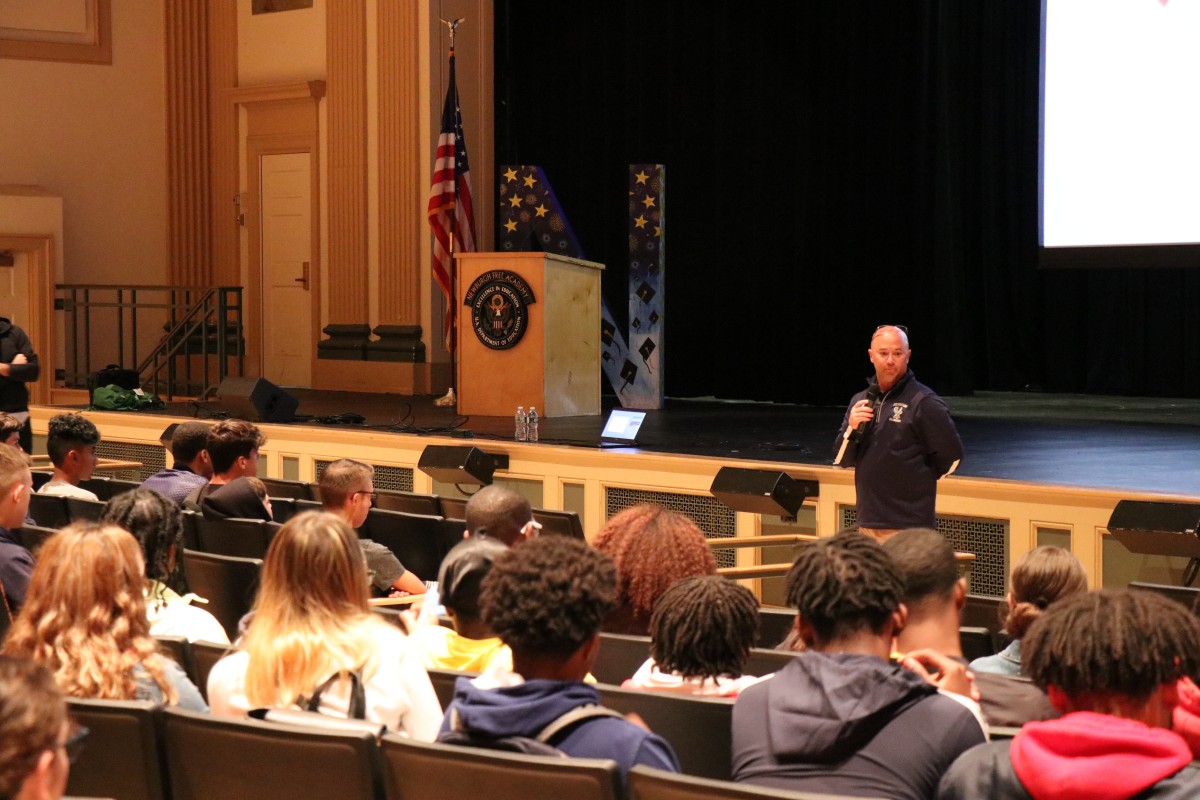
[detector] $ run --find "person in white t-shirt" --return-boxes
[37,413,100,501]
[101,487,229,644]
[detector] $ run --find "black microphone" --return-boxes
[848,380,881,444]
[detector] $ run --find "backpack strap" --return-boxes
[534,704,625,744]
[301,669,367,720]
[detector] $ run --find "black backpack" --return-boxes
[438,703,625,757]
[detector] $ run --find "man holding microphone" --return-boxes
[834,325,963,541]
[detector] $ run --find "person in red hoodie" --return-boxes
[938,589,1200,800]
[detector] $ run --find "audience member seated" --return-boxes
[320,458,425,596]
[885,527,1060,726]
[183,419,265,510]
[732,530,985,800]
[101,488,229,644]
[1,521,207,710]
[36,413,100,501]
[0,655,74,800]
[939,589,1200,799]
[412,536,512,672]
[0,412,23,450]
[463,484,540,546]
[139,421,212,504]
[593,504,717,635]
[440,535,679,777]
[624,574,762,697]
[0,446,34,613]
[969,545,1087,677]
[206,511,441,737]
[200,476,273,521]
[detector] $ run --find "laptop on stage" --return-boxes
[598,409,646,447]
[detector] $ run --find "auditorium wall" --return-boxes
[0,0,168,286]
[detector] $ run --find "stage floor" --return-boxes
[119,388,1200,498]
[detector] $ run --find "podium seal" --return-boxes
[464,270,537,350]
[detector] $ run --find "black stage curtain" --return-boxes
[495,1,1200,405]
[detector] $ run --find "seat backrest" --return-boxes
[596,684,734,781]
[16,524,58,553]
[66,496,107,522]
[756,607,796,649]
[376,489,442,516]
[594,633,652,685]
[628,764,868,800]
[195,516,273,559]
[77,476,114,500]
[380,733,621,800]
[959,626,996,662]
[743,647,799,678]
[28,492,70,530]
[66,697,169,800]
[360,508,446,581]
[154,635,197,687]
[438,495,467,520]
[180,549,262,641]
[31,469,53,491]
[260,476,314,500]
[162,706,384,800]
[268,496,299,523]
[426,667,475,711]
[531,507,585,540]
[190,640,234,703]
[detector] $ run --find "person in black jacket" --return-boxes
[0,318,39,453]
[833,325,962,540]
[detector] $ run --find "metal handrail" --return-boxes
[57,284,244,400]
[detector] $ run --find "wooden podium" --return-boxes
[456,252,604,418]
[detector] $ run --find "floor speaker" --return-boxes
[217,377,299,424]
[710,467,814,517]
[417,445,507,485]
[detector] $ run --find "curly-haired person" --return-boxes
[37,413,100,501]
[733,530,984,800]
[101,488,229,644]
[440,535,680,779]
[0,656,73,800]
[593,504,717,635]
[624,575,763,697]
[1,522,207,711]
[938,589,1200,800]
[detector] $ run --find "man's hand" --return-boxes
[901,648,979,701]
[11,354,27,365]
[847,398,875,429]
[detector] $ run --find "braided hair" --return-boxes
[1023,588,1200,701]
[785,530,903,645]
[101,488,187,594]
[649,575,759,681]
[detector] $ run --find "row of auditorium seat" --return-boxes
[66,693,874,800]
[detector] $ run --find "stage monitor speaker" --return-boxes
[217,377,299,424]
[417,445,509,486]
[1107,500,1200,560]
[709,467,816,518]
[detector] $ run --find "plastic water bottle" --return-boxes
[515,406,527,441]
[527,407,539,442]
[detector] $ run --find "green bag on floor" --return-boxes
[92,384,164,411]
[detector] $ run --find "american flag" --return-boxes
[427,51,476,346]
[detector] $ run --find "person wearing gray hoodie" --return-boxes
[732,531,985,800]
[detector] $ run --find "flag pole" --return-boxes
[434,18,465,409]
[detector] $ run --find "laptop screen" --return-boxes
[601,410,646,443]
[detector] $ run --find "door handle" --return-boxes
[294,262,310,291]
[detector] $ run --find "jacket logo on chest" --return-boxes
[889,403,908,423]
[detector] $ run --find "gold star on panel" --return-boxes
[634,170,650,185]
[642,196,656,208]
[503,168,518,182]
[508,195,523,208]
[523,174,538,188]
[654,226,661,237]
[534,204,549,218]
[634,215,648,229]
[504,219,519,233]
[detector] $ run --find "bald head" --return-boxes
[871,325,909,350]
[868,325,911,391]
[464,485,533,546]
